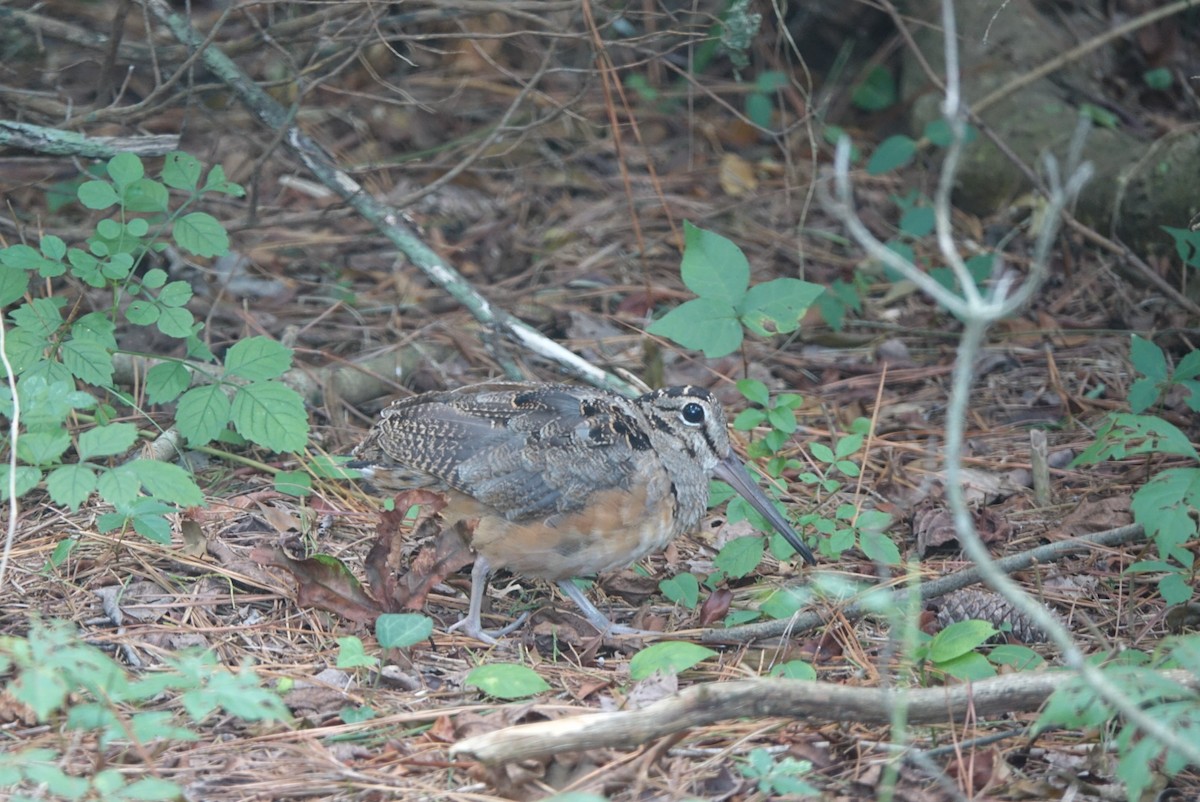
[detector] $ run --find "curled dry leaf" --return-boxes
[699,587,733,627]
[913,504,1011,555]
[251,545,381,624]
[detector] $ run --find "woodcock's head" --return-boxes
[635,386,816,565]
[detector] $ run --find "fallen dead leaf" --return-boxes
[251,546,381,624]
[718,152,757,196]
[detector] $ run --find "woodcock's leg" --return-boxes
[555,580,658,637]
[446,555,528,644]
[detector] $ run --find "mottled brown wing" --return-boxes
[353,384,651,523]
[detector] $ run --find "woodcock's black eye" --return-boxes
[680,402,706,425]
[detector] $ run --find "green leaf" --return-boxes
[77,423,138,461]
[1158,573,1193,605]
[128,459,204,506]
[648,297,742,357]
[224,337,293,381]
[202,164,245,196]
[629,641,717,680]
[173,211,229,258]
[146,362,191,404]
[121,177,169,213]
[713,536,764,579]
[659,572,700,609]
[745,92,774,129]
[132,511,173,544]
[46,464,97,510]
[1143,67,1173,90]
[141,268,168,289]
[156,306,195,339]
[10,297,64,337]
[274,470,312,497]
[1072,413,1199,463]
[987,644,1044,670]
[679,221,749,301]
[230,382,309,452]
[737,277,828,337]
[859,530,900,565]
[77,180,119,210]
[0,464,42,500]
[766,405,797,434]
[851,65,895,111]
[929,620,998,663]
[16,430,72,465]
[1129,378,1161,413]
[158,281,194,307]
[96,464,141,508]
[464,664,550,699]
[162,152,202,191]
[61,338,114,387]
[1131,334,1168,381]
[0,266,30,307]
[176,385,232,446]
[335,636,379,669]
[0,243,62,278]
[1131,468,1200,559]
[732,408,767,430]
[376,613,434,648]
[736,378,770,407]
[867,135,916,175]
[936,650,996,681]
[769,660,817,680]
[759,587,809,619]
[899,205,936,238]
[106,152,145,187]
[125,300,159,326]
[72,312,118,350]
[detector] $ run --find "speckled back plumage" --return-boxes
[350,382,730,536]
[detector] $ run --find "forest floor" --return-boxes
[1,2,1199,800]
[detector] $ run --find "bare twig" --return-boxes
[451,668,1200,764]
[702,523,1145,644]
[821,0,1200,770]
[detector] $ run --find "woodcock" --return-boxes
[349,382,816,642]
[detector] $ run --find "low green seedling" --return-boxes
[0,618,288,801]
[738,747,819,797]
[464,664,551,700]
[647,221,823,358]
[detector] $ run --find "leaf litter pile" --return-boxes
[1,2,1199,800]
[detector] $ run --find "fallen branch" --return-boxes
[451,668,1200,764]
[704,522,1145,643]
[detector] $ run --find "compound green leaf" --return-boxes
[47,464,97,511]
[230,382,308,452]
[128,459,204,507]
[77,423,138,461]
[224,337,292,381]
[173,211,229,258]
[176,385,231,446]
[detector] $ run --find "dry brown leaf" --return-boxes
[698,587,732,627]
[1059,496,1132,536]
[718,152,757,196]
[251,546,381,624]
